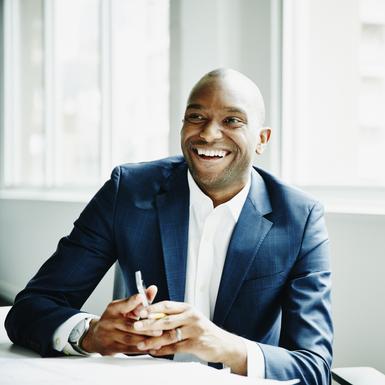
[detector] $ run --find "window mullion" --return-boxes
[99,0,112,182]
[281,0,294,182]
[43,0,56,188]
[3,0,20,187]
[270,0,283,177]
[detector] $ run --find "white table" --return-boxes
[0,306,297,385]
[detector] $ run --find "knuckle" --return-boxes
[99,347,109,355]
[184,339,193,350]
[124,334,134,343]
[189,311,199,322]
[169,329,177,341]
[196,320,205,333]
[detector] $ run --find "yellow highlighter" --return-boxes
[135,270,166,319]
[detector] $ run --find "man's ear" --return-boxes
[256,127,272,155]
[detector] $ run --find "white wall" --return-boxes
[0,199,114,315]
[326,212,385,372]
[169,0,281,172]
[0,0,384,375]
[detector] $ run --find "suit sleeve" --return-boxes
[4,167,121,357]
[259,202,333,384]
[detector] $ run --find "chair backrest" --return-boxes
[112,262,129,299]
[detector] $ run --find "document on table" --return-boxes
[0,355,300,385]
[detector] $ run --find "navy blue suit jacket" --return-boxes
[5,156,333,383]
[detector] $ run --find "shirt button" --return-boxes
[55,337,61,348]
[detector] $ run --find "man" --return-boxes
[5,69,333,383]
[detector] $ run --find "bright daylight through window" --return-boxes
[282,0,385,188]
[2,0,169,190]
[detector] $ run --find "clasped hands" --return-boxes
[81,285,247,375]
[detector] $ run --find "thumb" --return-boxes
[146,285,158,304]
[107,293,143,317]
[128,285,158,320]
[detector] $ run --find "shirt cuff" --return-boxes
[242,338,265,379]
[52,313,98,355]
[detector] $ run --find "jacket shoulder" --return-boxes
[255,167,322,215]
[114,156,187,206]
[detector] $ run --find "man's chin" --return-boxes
[190,169,228,191]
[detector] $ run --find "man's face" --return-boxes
[181,77,264,193]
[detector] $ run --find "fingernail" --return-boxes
[134,321,143,330]
[152,330,162,336]
[139,309,148,318]
[137,342,146,350]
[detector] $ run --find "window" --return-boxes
[282,0,385,189]
[1,0,169,191]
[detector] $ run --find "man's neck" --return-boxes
[204,186,245,207]
[197,177,251,208]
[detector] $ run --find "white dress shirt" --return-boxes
[53,169,265,378]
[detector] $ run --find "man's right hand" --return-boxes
[81,285,162,355]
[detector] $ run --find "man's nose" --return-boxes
[199,121,223,142]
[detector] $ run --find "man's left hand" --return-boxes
[132,301,247,375]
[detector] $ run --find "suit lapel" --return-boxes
[156,165,190,303]
[213,169,273,326]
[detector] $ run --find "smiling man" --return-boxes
[5,69,333,384]
[181,70,270,206]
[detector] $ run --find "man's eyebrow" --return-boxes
[186,104,247,115]
[186,103,204,110]
[224,106,247,115]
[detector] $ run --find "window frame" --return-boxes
[0,0,169,202]
[1,0,110,195]
[281,0,385,215]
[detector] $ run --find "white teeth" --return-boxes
[196,148,227,158]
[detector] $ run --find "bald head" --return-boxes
[188,68,266,126]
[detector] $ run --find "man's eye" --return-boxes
[185,114,206,123]
[224,117,244,127]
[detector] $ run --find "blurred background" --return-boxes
[0,0,384,374]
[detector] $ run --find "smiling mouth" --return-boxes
[191,146,231,160]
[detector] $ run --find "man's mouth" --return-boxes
[191,146,230,160]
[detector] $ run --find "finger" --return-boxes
[106,294,144,317]
[108,341,151,355]
[131,285,159,318]
[136,307,166,320]
[146,285,158,304]
[115,319,163,337]
[142,301,190,317]
[113,332,148,347]
[124,310,140,321]
[123,285,157,316]
[133,312,187,332]
[137,327,189,351]
[150,340,190,356]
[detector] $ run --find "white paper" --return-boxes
[0,356,299,385]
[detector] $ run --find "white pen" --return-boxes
[135,270,166,319]
[135,270,149,307]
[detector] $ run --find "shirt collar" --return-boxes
[187,170,251,222]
